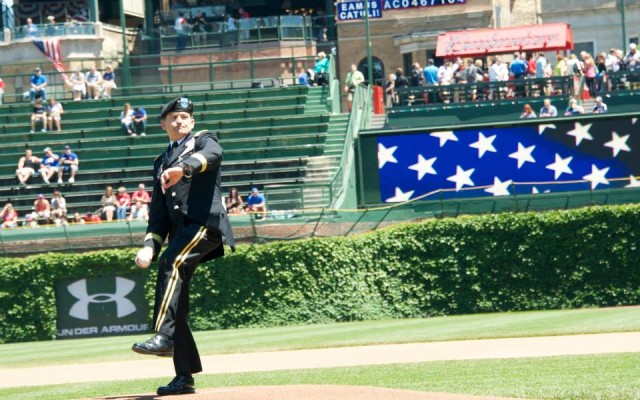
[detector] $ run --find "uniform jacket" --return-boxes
[144,129,235,261]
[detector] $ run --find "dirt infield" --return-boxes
[6,332,640,399]
[96,385,523,400]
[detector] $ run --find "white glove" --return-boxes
[135,246,154,269]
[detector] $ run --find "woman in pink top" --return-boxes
[1,203,18,228]
[582,53,597,98]
[115,186,131,221]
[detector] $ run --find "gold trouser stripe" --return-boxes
[154,227,207,332]
[192,152,208,173]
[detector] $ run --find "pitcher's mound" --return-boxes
[99,385,522,400]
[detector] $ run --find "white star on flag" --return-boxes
[469,132,497,158]
[431,131,458,147]
[633,118,638,124]
[408,154,437,180]
[582,165,610,189]
[485,177,513,196]
[532,187,551,194]
[546,154,573,180]
[385,187,415,202]
[447,166,475,191]
[538,124,556,135]
[626,175,640,188]
[604,132,631,157]
[508,143,536,169]
[378,143,398,168]
[567,122,594,146]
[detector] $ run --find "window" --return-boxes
[357,56,385,86]
[572,42,595,57]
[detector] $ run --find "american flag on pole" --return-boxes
[377,116,640,203]
[32,38,65,73]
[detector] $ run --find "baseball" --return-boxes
[136,248,153,269]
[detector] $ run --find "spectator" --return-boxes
[385,73,396,108]
[539,98,558,118]
[191,12,210,47]
[174,11,189,51]
[238,7,250,19]
[592,96,608,114]
[344,64,364,111]
[16,148,40,185]
[314,51,329,86]
[57,145,79,183]
[246,187,266,219]
[0,77,4,105]
[82,211,102,224]
[115,186,131,221]
[121,103,135,136]
[39,147,59,184]
[606,48,621,73]
[225,187,244,214]
[564,98,585,116]
[32,194,51,222]
[132,107,148,136]
[30,67,47,101]
[510,52,527,98]
[100,185,116,221]
[409,62,423,87]
[131,183,150,206]
[297,68,311,86]
[519,104,537,119]
[45,15,58,36]
[1,203,19,228]
[623,42,639,71]
[102,65,116,98]
[24,214,39,228]
[69,68,85,101]
[73,212,85,224]
[536,53,547,79]
[554,55,568,77]
[422,59,439,104]
[85,66,102,100]
[238,8,250,41]
[50,190,67,224]
[128,199,149,222]
[25,18,38,36]
[488,57,509,100]
[582,53,597,98]
[30,99,47,133]
[47,97,64,132]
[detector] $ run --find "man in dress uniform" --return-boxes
[131,96,234,396]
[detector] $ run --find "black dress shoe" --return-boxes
[131,333,174,357]
[157,374,195,396]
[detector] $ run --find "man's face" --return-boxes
[161,111,194,140]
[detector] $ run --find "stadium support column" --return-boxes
[88,0,98,22]
[119,0,131,94]
[364,0,373,86]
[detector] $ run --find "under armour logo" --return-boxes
[67,277,136,320]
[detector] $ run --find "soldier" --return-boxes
[131,96,234,396]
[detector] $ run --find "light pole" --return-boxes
[621,0,627,53]
[364,0,373,86]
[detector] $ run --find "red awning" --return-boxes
[436,23,574,58]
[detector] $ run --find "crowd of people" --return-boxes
[519,96,608,119]
[385,45,640,108]
[100,184,151,223]
[224,187,267,219]
[15,145,79,186]
[26,65,116,105]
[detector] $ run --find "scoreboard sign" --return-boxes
[383,0,465,10]
[338,0,465,20]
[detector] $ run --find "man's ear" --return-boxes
[160,118,166,130]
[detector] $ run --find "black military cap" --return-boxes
[159,96,193,120]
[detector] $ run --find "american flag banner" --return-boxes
[377,116,640,203]
[32,38,65,73]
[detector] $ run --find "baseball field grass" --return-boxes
[1,306,639,399]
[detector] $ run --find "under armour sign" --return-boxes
[55,275,150,339]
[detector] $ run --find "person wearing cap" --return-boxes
[246,187,266,219]
[29,67,47,102]
[45,15,58,36]
[39,147,59,184]
[132,106,148,136]
[30,99,47,133]
[57,145,79,183]
[131,96,235,396]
